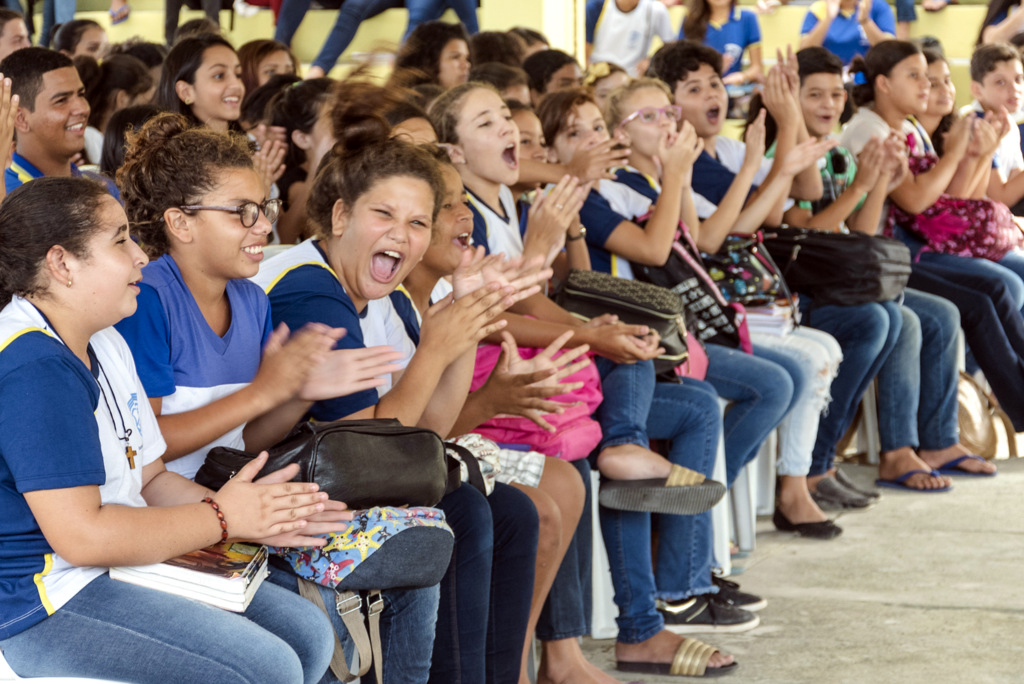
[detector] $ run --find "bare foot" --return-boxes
[918,444,997,475]
[878,447,952,490]
[615,630,734,672]
[777,475,828,524]
[537,639,625,684]
[597,444,672,481]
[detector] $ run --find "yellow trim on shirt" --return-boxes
[593,0,608,39]
[0,327,53,354]
[33,553,56,615]
[262,261,338,295]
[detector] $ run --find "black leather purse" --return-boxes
[195,419,459,509]
[554,269,689,377]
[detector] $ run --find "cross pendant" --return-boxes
[126,445,137,469]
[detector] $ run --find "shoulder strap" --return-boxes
[297,580,375,682]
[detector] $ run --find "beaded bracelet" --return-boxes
[202,496,229,542]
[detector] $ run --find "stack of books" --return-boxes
[110,542,268,612]
[745,300,799,337]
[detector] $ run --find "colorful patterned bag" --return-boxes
[270,507,453,682]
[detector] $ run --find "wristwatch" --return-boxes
[567,225,587,241]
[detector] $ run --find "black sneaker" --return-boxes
[811,476,873,511]
[835,467,881,499]
[658,594,760,633]
[712,575,767,611]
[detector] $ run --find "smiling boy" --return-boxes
[1,48,89,194]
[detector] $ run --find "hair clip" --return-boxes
[584,62,612,86]
[852,71,867,86]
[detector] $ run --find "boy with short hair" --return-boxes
[0,47,101,195]
[961,42,1024,208]
[646,40,826,254]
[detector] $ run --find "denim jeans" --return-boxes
[801,299,902,476]
[536,457,593,641]
[39,0,74,47]
[274,0,403,73]
[895,0,916,22]
[704,344,794,486]
[267,566,438,684]
[876,290,960,452]
[0,573,333,683]
[595,370,722,643]
[751,327,842,476]
[908,259,1024,431]
[431,482,538,684]
[403,0,480,40]
[893,224,1024,312]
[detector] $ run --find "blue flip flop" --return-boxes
[874,469,952,492]
[936,454,997,477]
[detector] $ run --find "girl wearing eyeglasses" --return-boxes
[113,113,403,482]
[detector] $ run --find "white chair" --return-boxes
[589,470,619,640]
[0,651,122,683]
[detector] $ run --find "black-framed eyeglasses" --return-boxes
[179,199,283,228]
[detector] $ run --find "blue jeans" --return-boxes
[876,291,960,452]
[0,573,333,683]
[536,457,593,641]
[594,362,722,642]
[39,0,74,47]
[431,482,537,684]
[267,567,438,684]
[801,299,902,476]
[896,0,916,22]
[908,259,1024,431]
[704,344,794,486]
[274,0,403,73]
[403,0,479,40]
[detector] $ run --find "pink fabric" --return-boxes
[468,344,603,462]
[886,153,1023,262]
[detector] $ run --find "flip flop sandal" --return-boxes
[108,4,131,24]
[874,468,952,492]
[936,454,997,477]
[599,464,726,515]
[617,637,738,677]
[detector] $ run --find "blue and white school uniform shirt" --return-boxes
[691,136,775,219]
[467,185,524,258]
[5,151,121,202]
[578,172,662,279]
[679,7,761,79]
[251,239,417,421]
[800,0,894,66]
[115,255,271,480]
[0,297,164,639]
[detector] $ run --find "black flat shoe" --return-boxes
[772,509,843,540]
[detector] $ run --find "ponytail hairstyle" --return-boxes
[0,177,111,308]
[849,39,922,107]
[923,47,956,157]
[78,53,154,130]
[117,112,255,258]
[156,34,240,129]
[268,77,334,175]
[603,76,670,129]
[682,0,734,43]
[428,81,499,145]
[306,114,445,240]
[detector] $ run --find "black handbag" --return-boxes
[762,228,911,306]
[700,233,783,307]
[554,269,689,377]
[194,418,459,509]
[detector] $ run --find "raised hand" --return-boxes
[418,285,515,365]
[452,246,552,301]
[299,343,406,401]
[0,74,16,198]
[566,138,631,182]
[524,175,588,267]
[252,138,287,194]
[742,109,768,170]
[658,120,705,183]
[251,323,344,407]
[779,136,837,177]
[851,137,884,190]
[944,115,973,160]
[477,331,592,431]
[214,453,344,547]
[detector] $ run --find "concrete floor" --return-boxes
[580,460,1024,684]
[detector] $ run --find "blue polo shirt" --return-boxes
[5,151,121,201]
[800,0,895,66]
[680,7,761,78]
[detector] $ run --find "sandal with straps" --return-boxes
[599,464,726,515]
[617,637,738,677]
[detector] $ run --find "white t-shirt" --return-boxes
[959,100,1024,182]
[587,0,675,75]
[468,185,524,258]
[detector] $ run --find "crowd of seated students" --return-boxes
[1,3,1023,682]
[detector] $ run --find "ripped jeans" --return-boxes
[750,327,842,477]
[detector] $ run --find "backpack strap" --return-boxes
[367,590,385,684]
[296,580,373,682]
